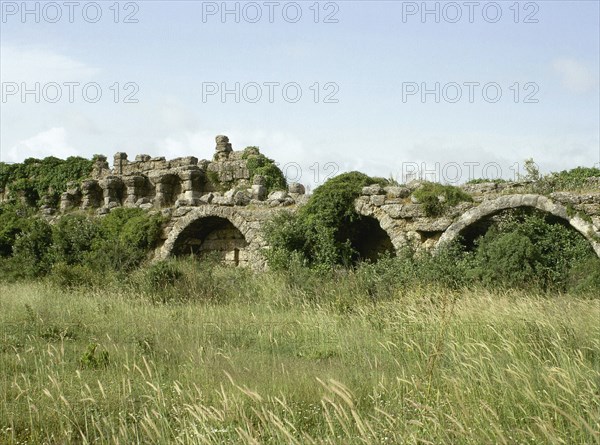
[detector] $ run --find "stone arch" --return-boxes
[159,206,263,266]
[349,215,396,262]
[436,194,600,257]
[354,199,409,255]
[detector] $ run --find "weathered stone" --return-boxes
[268,191,288,201]
[384,186,410,199]
[461,182,498,194]
[382,204,403,219]
[215,135,233,154]
[406,179,425,191]
[411,218,453,232]
[362,184,384,196]
[251,184,267,201]
[136,197,151,205]
[213,195,233,206]
[54,135,600,269]
[370,195,385,206]
[234,190,252,206]
[253,175,266,186]
[288,182,305,194]
[199,193,214,204]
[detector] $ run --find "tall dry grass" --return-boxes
[1,267,599,444]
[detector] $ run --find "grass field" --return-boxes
[1,265,599,444]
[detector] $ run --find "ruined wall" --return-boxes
[50,135,600,266]
[59,135,307,215]
[355,180,600,257]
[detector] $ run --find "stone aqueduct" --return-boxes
[51,136,600,267]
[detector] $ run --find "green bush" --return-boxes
[146,260,184,291]
[568,256,600,295]
[468,210,597,291]
[49,262,98,289]
[0,206,165,282]
[0,156,93,206]
[263,172,390,269]
[543,166,600,190]
[466,178,508,185]
[51,215,100,265]
[242,147,287,193]
[413,183,473,217]
[79,343,110,369]
[0,204,34,257]
[11,219,53,278]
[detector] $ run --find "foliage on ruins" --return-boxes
[263,172,393,270]
[0,157,94,206]
[412,182,473,217]
[242,147,287,193]
[465,210,599,292]
[467,163,600,191]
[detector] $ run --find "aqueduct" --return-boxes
[36,135,600,267]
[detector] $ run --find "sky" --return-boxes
[1,0,599,188]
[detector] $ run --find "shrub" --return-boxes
[263,172,389,269]
[568,256,600,295]
[466,178,508,185]
[146,260,184,291]
[0,204,33,257]
[468,210,598,291]
[0,156,93,206]
[469,231,537,288]
[413,183,473,217]
[543,166,600,190]
[79,343,109,369]
[49,262,98,289]
[11,218,53,278]
[51,215,100,265]
[242,147,287,193]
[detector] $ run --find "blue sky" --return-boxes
[1,0,598,187]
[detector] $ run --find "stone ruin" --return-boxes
[6,135,600,267]
[59,135,306,215]
[57,135,306,267]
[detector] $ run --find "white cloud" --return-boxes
[552,58,599,93]
[2,127,79,162]
[0,44,98,83]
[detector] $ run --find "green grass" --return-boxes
[1,269,599,444]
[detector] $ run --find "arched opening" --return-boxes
[447,207,599,291]
[343,215,395,263]
[171,216,249,266]
[457,208,576,251]
[437,195,600,258]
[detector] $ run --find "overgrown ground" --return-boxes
[1,263,599,444]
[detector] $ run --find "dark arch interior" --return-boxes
[458,207,579,251]
[343,215,395,263]
[172,216,249,266]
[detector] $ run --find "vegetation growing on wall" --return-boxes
[465,210,599,292]
[0,157,94,206]
[263,173,598,294]
[242,147,287,193]
[543,166,600,189]
[466,162,599,191]
[264,172,392,270]
[412,182,473,217]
